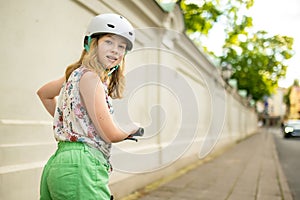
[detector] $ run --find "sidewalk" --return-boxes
[121,128,293,200]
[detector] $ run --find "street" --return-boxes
[272,127,300,200]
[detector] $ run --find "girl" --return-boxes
[37,13,138,200]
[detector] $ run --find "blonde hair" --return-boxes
[65,36,125,99]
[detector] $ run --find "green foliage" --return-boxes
[180,1,222,35]
[220,31,294,100]
[179,0,294,101]
[293,79,299,86]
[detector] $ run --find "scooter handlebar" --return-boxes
[125,128,144,142]
[132,128,144,137]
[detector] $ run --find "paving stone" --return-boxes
[123,128,293,200]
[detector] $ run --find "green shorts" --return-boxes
[40,142,111,200]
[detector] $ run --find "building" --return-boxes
[289,86,300,119]
[257,87,286,126]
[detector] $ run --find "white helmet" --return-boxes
[85,13,135,51]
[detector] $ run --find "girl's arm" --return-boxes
[36,76,65,117]
[80,71,137,143]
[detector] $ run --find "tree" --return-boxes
[293,79,299,87]
[221,31,293,100]
[179,0,294,101]
[180,1,222,35]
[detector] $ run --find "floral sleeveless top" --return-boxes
[53,66,113,159]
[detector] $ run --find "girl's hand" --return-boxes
[37,76,65,117]
[125,128,144,142]
[119,122,140,135]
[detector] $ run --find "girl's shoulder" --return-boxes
[79,66,98,78]
[76,65,91,74]
[71,66,94,80]
[79,67,103,86]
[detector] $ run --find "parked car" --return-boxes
[282,120,300,138]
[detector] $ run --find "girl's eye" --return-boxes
[105,40,113,45]
[119,45,126,50]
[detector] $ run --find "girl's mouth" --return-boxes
[106,55,117,62]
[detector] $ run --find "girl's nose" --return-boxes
[111,45,118,54]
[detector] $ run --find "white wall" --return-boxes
[0,0,258,199]
[0,1,94,199]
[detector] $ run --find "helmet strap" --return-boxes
[107,65,120,76]
[84,36,92,52]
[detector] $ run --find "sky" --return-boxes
[249,0,300,88]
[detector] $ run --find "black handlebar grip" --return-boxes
[132,128,144,137]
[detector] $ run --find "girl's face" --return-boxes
[97,34,127,69]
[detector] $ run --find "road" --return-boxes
[272,127,300,200]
